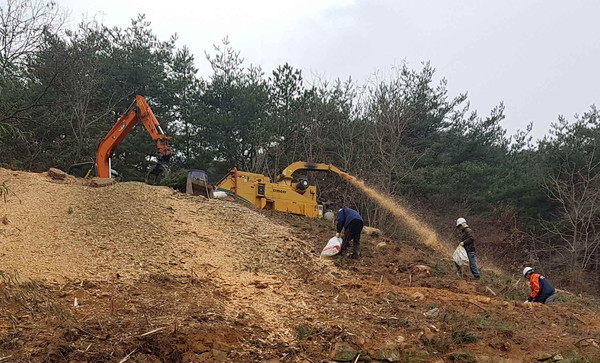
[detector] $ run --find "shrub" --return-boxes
[451,329,479,344]
[159,169,188,192]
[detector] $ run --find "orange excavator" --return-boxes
[69,95,171,179]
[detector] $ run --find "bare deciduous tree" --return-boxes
[0,0,65,72]
[536,146,600,275]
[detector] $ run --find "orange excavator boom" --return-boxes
[95,95,171,178]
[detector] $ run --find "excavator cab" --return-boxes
[68,162,121,180]
[185,169,214,198]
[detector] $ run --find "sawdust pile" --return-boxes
[2,168,600,362]
[0,168,334,338]
[0,168,294,281]
[0,169,184,281]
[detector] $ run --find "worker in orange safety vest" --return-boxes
[523,267,557,304]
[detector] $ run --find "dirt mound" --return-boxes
[0,168,318,334]
[1,168,600,362]
[1,169,182,281]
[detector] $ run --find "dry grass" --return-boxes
[0,272,71,325]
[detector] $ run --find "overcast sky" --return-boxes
[59,0,600,140]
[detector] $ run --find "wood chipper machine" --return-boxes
[215,161,343,218]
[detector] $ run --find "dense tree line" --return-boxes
[1,1,598,293]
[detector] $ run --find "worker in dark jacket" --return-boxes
[336,208,364,259]
[523,267,557,304]
[456,217,480,279]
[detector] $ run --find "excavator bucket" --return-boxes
[145,154,171,183]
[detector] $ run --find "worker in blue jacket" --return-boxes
[336,208,364,259]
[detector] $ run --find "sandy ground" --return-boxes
[0,168,330,338]
[1,168,600,362]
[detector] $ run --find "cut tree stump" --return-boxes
[90,178,116,188]
[48,168,67,180]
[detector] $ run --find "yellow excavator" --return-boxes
[215,161,344,218]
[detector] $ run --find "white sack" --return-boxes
[320,236,342,257]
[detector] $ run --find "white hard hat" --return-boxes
[456,218,466,227]
[523,267,534,277]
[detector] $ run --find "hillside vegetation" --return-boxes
[1,1,599,294]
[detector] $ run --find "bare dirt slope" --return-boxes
[0,168,599,362]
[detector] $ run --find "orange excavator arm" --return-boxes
[96,95,171,178]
